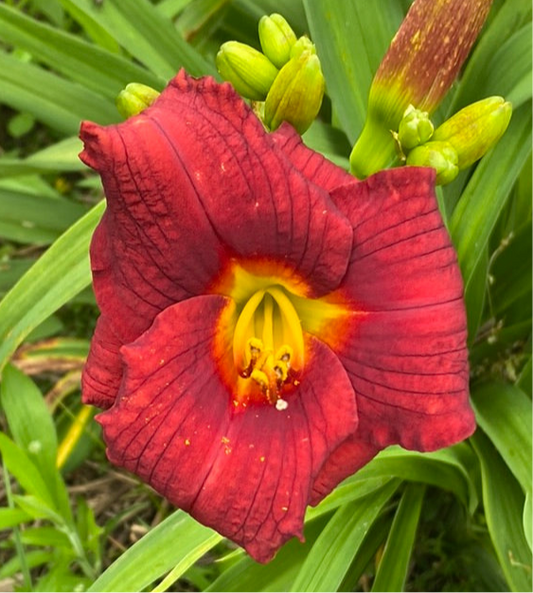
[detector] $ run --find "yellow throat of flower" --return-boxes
[212,263,352,410]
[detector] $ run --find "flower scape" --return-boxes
[79,70,477,563]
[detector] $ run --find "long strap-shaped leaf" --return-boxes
[88,511,222,592]
[471,431,532,593]
[0,51,117,134]
[0,202,104,374]
[450,102,532,292]
[59,0,216,80]
[371,483,426,592]
[303,0,404,143]
[291,480,401,592]
[0,4,163,101]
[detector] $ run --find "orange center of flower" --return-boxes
[232,286,304,406]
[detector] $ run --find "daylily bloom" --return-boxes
[79,70,475,563]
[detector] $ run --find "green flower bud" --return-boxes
[349,0,492,179]
[216,41,279,101]
[116,83,160,119]
[289,36,316,59]
[406,140,459,185]
[432,96,512,168]
[258,13,297,69]
[398,104,434,151]
[264,51,325,135]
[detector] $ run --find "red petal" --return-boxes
[98,294,357,562]
[330,167,475,451]
[82,315,123,409]
[80,72,352,343]
[272,123,354,193]
[310,434,379,506]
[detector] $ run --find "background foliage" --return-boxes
[0,0,531,591]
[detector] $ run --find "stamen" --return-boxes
[232,286,305,405]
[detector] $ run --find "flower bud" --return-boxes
[116,83,160,119]
[264,51,325,135]
[349,0,492,179]
[258,13,297,69]
[432,97,512,168]
[398,104,434,151]
[406,140,459,185]
[289,36,316,59]
[216,41,279,101]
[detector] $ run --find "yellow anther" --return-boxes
[250,368,270,391]
[273,360,289,382]
[275,345,292,364]
[247,337,264,360]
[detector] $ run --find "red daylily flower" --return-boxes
[79,70,475,563]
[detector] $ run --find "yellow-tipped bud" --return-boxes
[216,41,279,101]
[289,36,316,59]
[258,13,297,69]
[398,104,434,151]
[432,97,512,168]
[116,83,160,119]
[407,140,459,185]
[264,50,325,135]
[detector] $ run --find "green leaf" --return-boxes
[306,477,394,522]
[1,366,58,478]
[303,0,405,142]
[0,507,32,530]
[0,201,104,374]
[524,492,532,551]
[371,484,425,592]
[0,365,72,520]
[0,137,86,178]
[471,431,532,592]
[490,220,532,317]
[465,248,488,345]
[450,102,532,292]
[0,50,118,135]
[206,517,330,593]
[302,120,351,170]
[357,444,479,514]
[291,480,400,592]
[0,433,55,507]
[451,0,532,111]
[482,23,532,108]
[59,0,216,80]
[20,526,72,550]
[0,187,87,245]
[471,382,532,497]
[88,511,222,592]
[0,4,163,100]
[157,0,193,19]
[0,550,54,580]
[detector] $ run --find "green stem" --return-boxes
[349,118,398,179]
[2,459,32,591]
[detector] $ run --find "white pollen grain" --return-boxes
[276,399,289,411]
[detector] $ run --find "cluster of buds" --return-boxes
[216,14,325,135]
[396,97,512,185]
